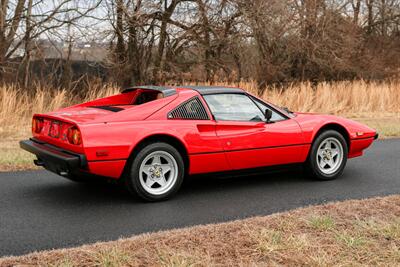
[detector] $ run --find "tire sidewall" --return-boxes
[308,130,348,180]
[126,142,185,201]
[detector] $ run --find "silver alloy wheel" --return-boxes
[316,137,344,175]
[139,150,178,195]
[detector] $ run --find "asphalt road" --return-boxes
[1,139,399,257]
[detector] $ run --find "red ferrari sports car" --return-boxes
[20,85,378,201]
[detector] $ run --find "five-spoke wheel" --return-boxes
[139,151,178,196]
[316,137,344,175]
[125,142,184,201]
[306,130,348,180]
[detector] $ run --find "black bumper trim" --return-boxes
[374,133,379,140]
[20,139,87,174]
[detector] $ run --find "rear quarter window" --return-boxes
[168,97,209,120]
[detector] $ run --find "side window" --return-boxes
[203,94,265,122]
[168,97,209,120]
[251,96,287,122]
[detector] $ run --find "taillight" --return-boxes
[32,118,44,134]
[67,127,82,145]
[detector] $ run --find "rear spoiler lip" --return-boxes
[122,85,177,97]
[33,113,81,126]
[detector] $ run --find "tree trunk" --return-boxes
[380,0,387,36]
[128,20,141,85]
[23,0,33,88]
[233,51,242,83]
[0,0,25,81]
[115,0,125,64]
[0,0,7,79]
[197,0,213,82]
[0,44,5,81]
[304,0,318,38]
[367,0,375,35]
[153,0,179,83]
[352,0,361,25]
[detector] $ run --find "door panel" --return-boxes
[215,119,306,170]
[201,92,307,171]
[179,120,231,174]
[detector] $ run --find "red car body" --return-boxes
[21,86,377,182]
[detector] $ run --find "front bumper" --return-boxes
[20,138,87,176]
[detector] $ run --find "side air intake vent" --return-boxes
[168,97,209,120]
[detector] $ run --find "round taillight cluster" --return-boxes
[32,118,44,134]
[67,127,82,145]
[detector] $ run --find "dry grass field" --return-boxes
[1,194,399,266]
[1,80,399,171]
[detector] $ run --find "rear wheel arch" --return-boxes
[124,134,189,177]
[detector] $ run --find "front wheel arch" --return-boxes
[311,123,350,153]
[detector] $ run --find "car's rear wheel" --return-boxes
[125,142,185,201]
[306,130,348,180]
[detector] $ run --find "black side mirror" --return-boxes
[265,109,272,123]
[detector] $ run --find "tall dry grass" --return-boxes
[232,80,400,114]
[1,80,399,139]
[0,84,119,138]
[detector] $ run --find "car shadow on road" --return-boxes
[18,166,321,207]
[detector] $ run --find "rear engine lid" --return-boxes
[48,105,132,124]
[45,88,177,124]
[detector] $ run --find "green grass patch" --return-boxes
[307,215,336,231]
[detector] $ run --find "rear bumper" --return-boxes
[20,138,87,176]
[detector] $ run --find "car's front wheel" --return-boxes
[306,130,348,180]
[125,142,185,201]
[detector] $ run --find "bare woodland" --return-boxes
[0,0,400,93]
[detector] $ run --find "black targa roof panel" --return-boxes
[122,85,177,97]
[175,86,244,95]
[122,85,244,96]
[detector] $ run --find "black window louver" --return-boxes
[168,97,209,120]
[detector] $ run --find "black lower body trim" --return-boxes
[191,163,303,180]
[191,143,311,155]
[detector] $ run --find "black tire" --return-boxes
[125,142,185,201]
[305,130,348,180]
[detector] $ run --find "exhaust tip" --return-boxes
[33,159,45,167]
[59,171,69,177]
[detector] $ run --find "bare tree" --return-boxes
[22,0,32,87]
[2,0,400,88]
[0,0,100,84]
[153,0,185,81]
[0,0,25,79]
